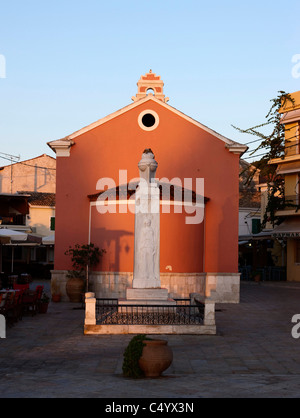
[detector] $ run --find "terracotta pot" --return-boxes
[66,277,85,303]
[52,294,61,303]
[138,339,173,378]
[254,274,261,282]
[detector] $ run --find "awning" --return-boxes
[239,231,273,241]
[42,233,55,245]
[272,218,300,238]
[0,228,28,242]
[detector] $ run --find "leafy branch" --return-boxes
[233,91,295,227]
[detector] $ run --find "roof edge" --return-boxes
[48,96,247,155]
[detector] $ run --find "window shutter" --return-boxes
[50,217,55,231]
[252,219,261,234]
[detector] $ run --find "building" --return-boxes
[0,154,56,194]
[238,159,287,281]
[0,155,56,277]
[269,89,300,281]
[48,71,247,302]
[239,159,261,242]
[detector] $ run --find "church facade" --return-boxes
[48,71,247,302]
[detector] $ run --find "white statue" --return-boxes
[138,218,155,281]
[132,150,160,289]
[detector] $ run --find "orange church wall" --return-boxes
[53,99,239,274]
[86,206,204,273]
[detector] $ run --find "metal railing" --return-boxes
[239,266,287,281]
[282,195,300,212]
[95,298,204,326]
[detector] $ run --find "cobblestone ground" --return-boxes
[0,281,300,398]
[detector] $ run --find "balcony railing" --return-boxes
[282,195,300,212]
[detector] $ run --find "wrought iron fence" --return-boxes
[95,298,204,325]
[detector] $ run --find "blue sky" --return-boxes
[0,0,300,165]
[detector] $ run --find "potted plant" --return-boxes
[39,292,50,313]
[122,334,173,378]
[252,270,262,283]
[64,243,105,302]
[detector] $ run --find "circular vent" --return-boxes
[138,110,159,131]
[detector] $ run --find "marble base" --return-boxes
[126,288,168,300]
[119,298,176,306]
[118,297,176,312]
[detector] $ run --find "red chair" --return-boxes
[35,285,44,297]
[22,291,38,316]
[12,291,24,322]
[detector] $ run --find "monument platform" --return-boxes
[125,288,169,300]
[119,288,176,309]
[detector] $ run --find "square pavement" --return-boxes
[1,281,300,398]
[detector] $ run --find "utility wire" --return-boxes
[0,154,56,170]
[243,133,299,154]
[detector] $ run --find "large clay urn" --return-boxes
[138,339,173,378]
[66,277,85,303]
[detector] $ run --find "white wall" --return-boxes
[239,209,261,237]
[26,206,55,236]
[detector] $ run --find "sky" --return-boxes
[0,0,300,166]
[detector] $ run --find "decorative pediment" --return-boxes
[132,70,169,103]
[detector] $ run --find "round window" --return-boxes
[138,110,159,131]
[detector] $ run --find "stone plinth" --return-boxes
[126,288,168,300]
[118,297,176,312]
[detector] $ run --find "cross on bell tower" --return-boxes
[132,70,169,103]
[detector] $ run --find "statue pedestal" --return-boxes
[119,288,176,312]
[126,288,169,300]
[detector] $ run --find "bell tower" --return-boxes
[132,70,169,103]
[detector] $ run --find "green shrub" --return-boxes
[122,334,150,378]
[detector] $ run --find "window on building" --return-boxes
[30,247,36,261]
[50,217,55,231]
[36,247,47,263]
[296,240,300,264]
[285,123,300,156]
[48,247,54,263]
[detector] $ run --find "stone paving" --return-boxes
[0,281,300,398]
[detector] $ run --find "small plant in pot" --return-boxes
[51,293,61,303]
[39,292,50,314]
[64,243,106,303]
[252,270,262,282]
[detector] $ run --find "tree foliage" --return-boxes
[65,243,106,291]
[233,91,295,227]
[65,243,104,273]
